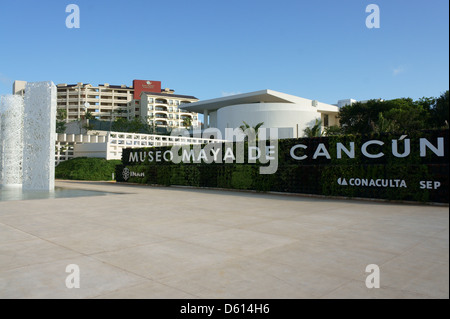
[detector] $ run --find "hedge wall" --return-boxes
[116,130,449,203]
[56,157,121,181]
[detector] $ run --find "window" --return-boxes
[149,106,153,110]
[148,98,153,103]
[169,114,173,119]
[169,100,173,105]
[323,114,329,127]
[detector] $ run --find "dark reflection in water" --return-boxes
[0,187,112,202]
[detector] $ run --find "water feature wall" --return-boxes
[0,95,24,187]
[22,82,57,190]
[0,81,56,191]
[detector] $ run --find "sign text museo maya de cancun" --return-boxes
[120,128,448,202]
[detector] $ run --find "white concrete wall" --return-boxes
[74,143,108,159]
[216,103,322,139]
[209,111,218,128]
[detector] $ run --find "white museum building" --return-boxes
[181,89,340,139]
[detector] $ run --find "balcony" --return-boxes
[155,106,168,112]
[155,98,168,104]
[181,114,193,120]
[155,113,168,119]
[155,120,168,126]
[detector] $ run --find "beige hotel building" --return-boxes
[13,79,200,129]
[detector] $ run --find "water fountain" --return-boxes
[0,81,56,199]
[0,81,119,202]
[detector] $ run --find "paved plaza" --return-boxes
[0,180,448,299]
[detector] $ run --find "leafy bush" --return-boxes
[56,157,121,181]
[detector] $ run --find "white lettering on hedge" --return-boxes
[392,137,410,158]
[163,150,173,161]
[127,136,445,166]
[290,144,307,160]
[361,140,384,158]
[336,142,355,159]
[289,137,445,161]
[341,178,407,188]
[129,152,139,162]
[223,147,236,161]
[266,145,276,160]
[248,146,261,161]
[313,143,331,159]
[420,137,444,157]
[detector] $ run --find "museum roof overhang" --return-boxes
[179,89,304,113]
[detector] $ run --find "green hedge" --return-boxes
[117,130,449,203]
[56,157,121,181]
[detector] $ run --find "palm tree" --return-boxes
[238,121,264,141]
[303,119,323,137]
[182,117,193,129]
[370,112,399,134]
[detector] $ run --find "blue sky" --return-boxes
[0,0,448,104]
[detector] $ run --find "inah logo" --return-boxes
[337,177,348,186]
[122,167,130,181]
[146,81,152,85]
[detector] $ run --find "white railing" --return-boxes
[55,131,226,164]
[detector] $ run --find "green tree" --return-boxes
[324,125,342,136]
[429,90,449,128]
[370,112,399,134]
[339,99,385,135]
[56,108,67,133]
[238,121,264,141]
[182,117,193,128]
[111,117,158,134]
[303,119,323,137]
[85,110,95,120]
[339,98,430,134]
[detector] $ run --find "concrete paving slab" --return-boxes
[0,224,36,244]
[158,258,315,299]
[0,239,82,272]
[0,180,447,299]
[92,240,237,280]
[182,228,298,256]
[0,256,144,299]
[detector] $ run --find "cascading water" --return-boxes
[0,81,56,194]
